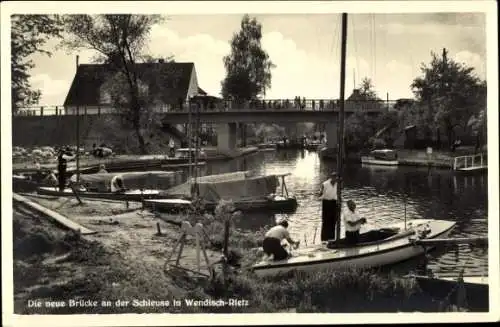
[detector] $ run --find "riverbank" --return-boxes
[12,195,476,314]
[12,146,259,173]
[320,147,483,169]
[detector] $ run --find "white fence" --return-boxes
[452,153,487,171]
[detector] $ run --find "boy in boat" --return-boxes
[343,200,367,245]
[318,171,339,242]
[262,220,299,261]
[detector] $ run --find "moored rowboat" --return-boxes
[409,274,489,311]
[37,186,167,202]
[144,194,298,213]
[251,219,456,277]
[361,149,399,166]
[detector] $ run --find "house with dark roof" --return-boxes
[345,88,385,111]
[63,61,209,114]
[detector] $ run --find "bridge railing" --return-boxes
[14,99,396,116]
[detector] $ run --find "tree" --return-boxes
[411,48,486,147]
[221,15,275,147]
[62,15,165,154]
[221,14,275,103]
[345,78,385,150]
[359,77,378,100]
[467,108,487,151]
[11,15,63,113]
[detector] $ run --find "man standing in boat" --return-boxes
[318,171,339,241]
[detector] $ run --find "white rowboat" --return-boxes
[252,219,456,277]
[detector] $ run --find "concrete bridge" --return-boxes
[14,99,392,152]
[159,108,383,152]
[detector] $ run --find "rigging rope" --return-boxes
[373,14,377,84]
[329,15,340,97]
[351,15,360,89]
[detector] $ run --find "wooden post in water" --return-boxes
[193,98,200,199]
[335,13,348,242]
[187,98,193,197]
[223,219,230,259]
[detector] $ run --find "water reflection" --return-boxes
[200,150,488,276]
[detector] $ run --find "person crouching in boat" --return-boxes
[262,220,299,261]
[44,170,59,189]
[110,175,126,193]
[343,200,367,245]
[318,171,339,242]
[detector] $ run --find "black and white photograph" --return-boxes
[2,1,498,325]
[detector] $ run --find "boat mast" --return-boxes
[336,13,348,241]
[75,55,80,183]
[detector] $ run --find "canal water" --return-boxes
[198,149,489,277]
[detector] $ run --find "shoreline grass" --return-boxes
[13,197,479,314]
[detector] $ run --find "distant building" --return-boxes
[63,61,213,114]
[345,88,384,111]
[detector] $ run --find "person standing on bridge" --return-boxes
[318,171,339,241]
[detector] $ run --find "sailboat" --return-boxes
[251,13,456,277]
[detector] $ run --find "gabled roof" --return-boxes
[347,89,364,101]
[197,87,207,95]
[347,88,382,102]
[64,62,195,106]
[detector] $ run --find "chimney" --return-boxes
[158,58,165,63]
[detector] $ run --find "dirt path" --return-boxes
[14,196,223,313]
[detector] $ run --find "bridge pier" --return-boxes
[326,122,338,149]
[217,123,237,153]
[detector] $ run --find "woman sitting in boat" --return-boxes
[343,200,367,245]
[98,164,108,174]
[110,175,127,193]
[262,220,299,261]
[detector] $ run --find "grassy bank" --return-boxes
[13,197,471,314]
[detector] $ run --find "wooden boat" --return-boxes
[257,143,278,152]
[13,174,43,193]
[252,219,456,277]
[361,149,399,166]
[304,141,323,151]
[37,186,168,202]
[144,171,298,213]
[68,170,183,192]
[409,274,488,311]
[144,193,298,214]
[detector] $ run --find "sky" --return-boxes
[27,12,486,105]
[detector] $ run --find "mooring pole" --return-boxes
[336,13,348,242]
